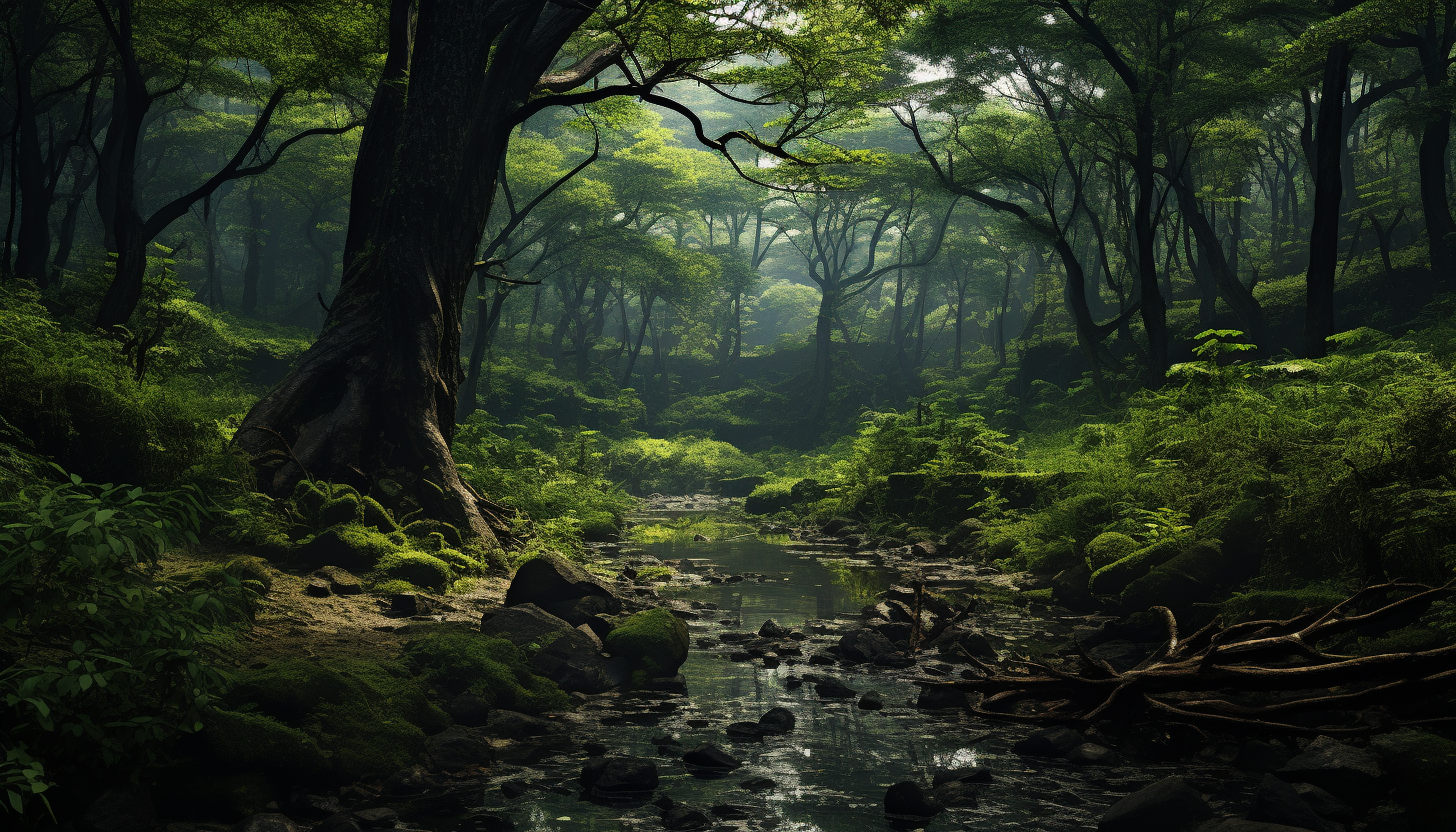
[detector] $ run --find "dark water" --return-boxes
[464,534,1209,832]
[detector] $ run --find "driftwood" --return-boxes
[929,581,1456,736]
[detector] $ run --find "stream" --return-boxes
[458,499,1254,832]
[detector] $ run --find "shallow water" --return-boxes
[460,533,1214,832]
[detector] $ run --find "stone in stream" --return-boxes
[761,655,780,669]
[814,678,857,699]
[1068,742,1119,766]
[757,706,796,735]
[931,779,981,808]
[808,653,837,666]
[884,782,944,818]
[351,808,400,829]
[915,684,966,710]
[710,804,754,819]
[682,743,742,773]
[483,709,556,738]
[1097,776,1211,832]
[1275,735,1384,800]
[1248,774,1338,832]
[580,756,659,797]
[231,815,303,832]
[1013,726,1087,758]
[446,692,490,727]
[739,777,776,792]
[316,813,362,832]
[530,626,615,693]
[662,806,712,830]
[724,721,766,742]
[500,779,531,799]
[425,725,493,771]
[857,691,884,710]
[838,628,903,664]
[505,552,622,625]
[480,603,574,647]
[933,767,992,787]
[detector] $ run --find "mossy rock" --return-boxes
[1371,729,1456,830]
[374,551,453,590]
[579,510,619,542]
[296,523,402,570]
[223,555,274,591]
[360,496,397,532]
[316,704,426,780]
[436,546,484,577]
[1120,538,1254,616]
[1025,539,1078,574]
[402,629,570,713]
[223,659,364,723]
[319,492,362,528]
[603,609,689,679]
[330,658,451,734]
[1084,532,1139,570]
[202,708,328,779]
[403,518,462,548]
[1089,536,1186,596]
[1220,588,1350,624]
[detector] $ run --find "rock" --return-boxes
[1120,538,1260,617]
[500,779,530,799]
[1068,743,1119,766]
[808,653,836,666]
[915,685,966,710]
[1238,739,1296,773]
[381,765,430,795]
[1276,735,1383,798]
[314,565,363,595]
[305,578,332,597]
[710,804,753,819]
[761,655,780,669]
[1290,783,1350,823]
[1051,564,1096,612]
[932,779,981,808]
[288,794,343,820]
[583,741,608,756]
[739,777,775,792]
[531,627,615,693]
[1361,801,1409,831]
[575,623,604,649]
[425,725,493,771]
[1195,822,1324,832]
[858,690,885,710]
[580,756,659,796]
[759,619,792,639]
[505,553,622,623]
[317,813,363,832]
[815,678,857,698]
[447,692,490,727]
[76,787,155,832]
[757,706,796,735]
[838,628,903,664]
[911,541,940,558]
[725,721,766,741]
[932,767,992,787]
[603,609,691,678]
[1248,774,1334,832]
[231,815,302,832]
[483,709,555,738]
[929,625,997,660]
[390,592,419,615]
[884,782,944,818]
[1369,728,1456,829]
[1013,726,1087,757]
[682,743,742,773]
[1097,776,1211,832]
[539,595,622,628]
[661,806,711,830]
[352,808,400,829]
[1088,640,1153,673]
[480,603,575,647]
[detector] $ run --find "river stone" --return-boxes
[838,628,902,664]
[757,707,796,735]
[480,603,574,647]
[916,684,966,710]
[661,806,712,830]
[425,725,493,771]
[530,627,614,693]
[683,743,742,772]
[725,721,766,742]
[581,756,659,796]
[932,779,980,808]
[231,815,303,832]
[314,565,363,595]
[1276,735,1383,798]
[858,690,885,710]
[710,804,754,819]
[933,767,992,787]
[447,691,490,727]
[1290,783,1351,823]
[289,794,343,820]
[484,709,555,738]
[317,813,362,832]
[1013,726,1087,758]
[740,777,775,792]
[1069,742,1119,766]
[506,553,621,617]
[930,625,997,660]
[305,577,331,597]
[500,779,530,799]
[884,782,944,818]
[1051,563,1097,611]
[759,619,792,639]
[1248,774,1335,832]
[815,678,857,698]
[352,808,400,829]
[1098,776,1211,832]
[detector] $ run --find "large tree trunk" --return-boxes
[1304,45,1352,358]
[1417,72,1454,290]
[234,0,596,543]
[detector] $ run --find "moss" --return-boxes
[222,659,363,723]
[374,550,453,590]
[435,546,484,576]
[1023,588,1053,603]
[223,555,273,591]
[602,609,689,679]
[296,522,402,570]
[319,492,361,528]
[360,496,397,532]
[330,659,451,734]
[369,578,419,595]
[1372,730,1456,830]
[1025,539,1077,574]
[202,708,328,779]
[579,510,619,541]
[315,704,426,780]
[403,518,462,548]
[1084,532,1139,570]
[403,629,569,714]
[1119,539,1243,614]
[1089,536,1186,596]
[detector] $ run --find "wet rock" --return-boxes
[661,806,711,830]
[838,628,902,664]
[884,782,944,818]
[911,541,940,558]
[231,815,302,832]
[915,685,966,710]
[576,623,604,649]
[858,691,884,710]
[1068,743,1119,766]
[1248,774,1335,832]
[1195,822,1324,832]
[1013,726,1087,758]
[76,787,155,832]
[288,794,343,820]
[382,765,431,795]
[500,779,530,799]
[785,675,803,689]
[761,655,780,669]
[814,678,857,698]
[484,709,555,738]
[580,756,659,796]
[930,625,997,660]
[682,743,742,773]
[315,565,363,595]
[757,706,795,735]
[426,725,493,771]
[808,653,837,666]
[583,742,608,757]
[481,603,575,647]
[351,808,400,829]
[740,777,775,792]
[932,779,980,808]
[475,814,515,832]
[1290,783,1351,823]
[933,767,992,787]
[530,626,615,693]
[390,593,420,615]
[505,552,622,625]
[1097,776,1211,832]
[447,691,490,727]
[305,577,332,597]
[317,813,362,832]
[710,804,753,819]
[1051,564,1096,611]
[1276,735,1383,798]
[1360,801,1409,831]
[725,721,766,742]
[758,619,792,639]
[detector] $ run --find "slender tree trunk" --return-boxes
[13,55,51,287]
[620,294,653,387]
[808,284,838,420]
[1418,93,1455,290]
[240,184,263,314]
[1134,105,1168,377]
[1304,45,1352,358]
[458,281,509,421]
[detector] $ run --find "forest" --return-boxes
[3,0,1456,829]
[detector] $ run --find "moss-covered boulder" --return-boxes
[403,629,570,713]
[1089,537,1185,596]
[603,609,689,680]
[1084,532,1139,570]
[202,708,329,779]
[374,550,453,590]
[1370,729,1456,830]
[404,518,463,548]
[295,523,402,570]
[1220,588,1350,623]
[1120,538,1256,616]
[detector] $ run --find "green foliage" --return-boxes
[1084,532,1139,570]
[604,434,764,494]
[626,516,755,544]
[0,475,223,816]
[402,630,570,713]
[602,609,690,680]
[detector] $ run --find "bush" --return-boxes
[402,629,569,713]
[603,434,763,494]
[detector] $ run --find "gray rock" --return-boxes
[739,777,775,791]
[506,553,621,619]
[305,577,331,597]
[930,625,997,660]
[1248,773,1335,832]
[352,808,400,829]
[815,678,857,698]
[884,782,944,818]
[932,779,980,808]
[858,690,885,710]
[1013,726,1087,758]
[757,707,795,735]
[580,756,659,796]
[231,815,302,832]
[932,767,992,787]
[1098,776,1211,832]
[484,709,555,738]
[447,691,490,727]
[480,603,574,647]
[915,685,966,710]
[724,721,766,741]
[661,806,711,830]
[538,594,621,628]
[426,725,493,771]
[1290,783,1351,823]
[314,565,363,595]
[838,628,902,664]
[682,743,742,772]
[758,619,792,639]
[1276,735,1383,797]
[530,627,615,693]
[1068,742,1119,766]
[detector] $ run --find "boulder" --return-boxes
[1012,726,1086,757]
[506,553,621,617]
[724,721,766,742]
[930,625,997,660]
[531,627,615,693]
[603,609,690,679]
[231,815,303,832]
[1248,774,1334,832]
[661,806,712,830]
[915,685,966,710]
[1089,537,1185,597]
[933,768,992,787]
[483,709,556,738]
[682,743,742,773]
[305,578,331,597]
[580,756,659,797]
[739,777,775,791]
[1098,776,1211,832]
[1051,563,1097,611]
[1068,743,1119,766]
[314,565,363,595]
[446,692,490,727]
[1120,538,1260,617]
[757,707,796,735]
[838,628,902,664]
[1369,728,1456,828]
[932,779,980,808]
[538,594,621,628]
[758,619,792,639]
[425,725,493,772]
[814,678,857,698]
[1276,736,1383,799]
[858,691,885,710]
[480,603,575,647]
[884,782,944,818]
[352,808,400,829]
[1290,783,1351,824]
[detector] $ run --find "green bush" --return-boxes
[603,434,763,494]
[402,629,570,713]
